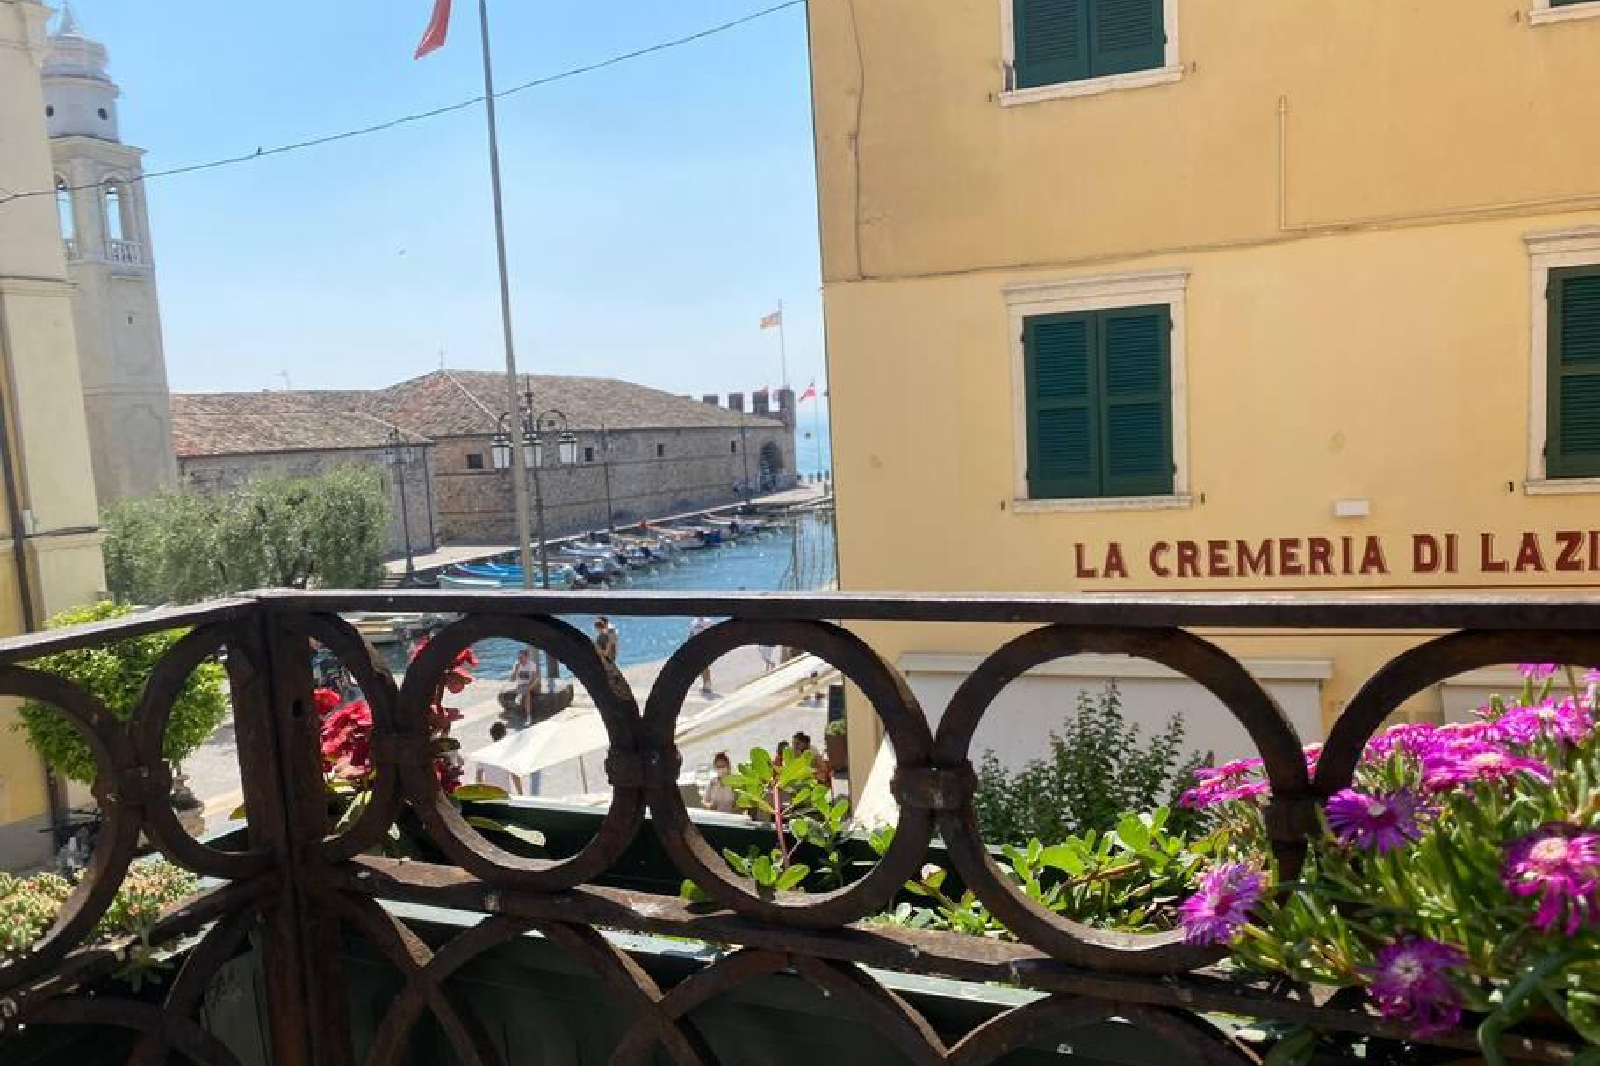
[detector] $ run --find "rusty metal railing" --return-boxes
[0,589,1596,1065]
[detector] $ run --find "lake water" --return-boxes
[458,510,837,678]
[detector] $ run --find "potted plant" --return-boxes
[824,718,848,775]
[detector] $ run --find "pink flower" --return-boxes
[1179,863,1264,946]
[1325,789,1424,854]
[1519,663,1560,682]
[1302,743,1323,775]
[1502,824,1600,935]
[1364,722,1439,762]
[313,687,342,716]
[1489,699,1594,747]
[1365,938,1466,1037]
[1420,742,1552,792]
[1180,780,1268,809]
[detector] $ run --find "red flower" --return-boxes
[320,700,374,779]
[313,687,342,716]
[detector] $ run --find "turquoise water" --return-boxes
[796,411,832,478]
[457,511,837,678]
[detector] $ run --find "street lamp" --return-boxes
[598,420,616,533]
[491,394,577,591]
[385,427,419,585]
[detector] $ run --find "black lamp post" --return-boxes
[598,420,616,533]
[490,392,577,592]
[385,427,419,585]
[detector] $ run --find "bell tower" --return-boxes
[43,1,176,502]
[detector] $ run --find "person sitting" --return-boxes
[508,649,540,727]
[792,731,831,788]
[702,752,737,814]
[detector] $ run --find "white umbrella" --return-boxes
[469,708,611,793]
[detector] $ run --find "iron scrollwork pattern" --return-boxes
[0,590,1593,1066]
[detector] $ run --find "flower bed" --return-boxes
[698,665,1600,1063]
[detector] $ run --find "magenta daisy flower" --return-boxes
[1179,863,1264,946]
[1519,663,1560,682]
[1502,824,1600,936]
[1491,699,1595,747]
[1420,742,1552,792]
[1325,789,1424,853]
[1365,937,1467,1037]
[1364,722,1439,762]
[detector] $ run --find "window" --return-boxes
[103,183,125,241]
[466,452,484,470]
[1012,0,1167,90]
[97,107,108,120]
[55,177,73,241]
[1531,0,1600,22]
[731,441,738,453]
[1547,266,1600,479]
[656,443,666,457]
[584,446,595,462]
[45,105,53,117]
[1024,305,1172,499]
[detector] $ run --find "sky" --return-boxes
[67,0,827,404]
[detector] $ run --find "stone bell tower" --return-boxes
[42,1,177,502]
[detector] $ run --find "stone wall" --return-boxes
[432,423,796,543]
[177,446,437,559]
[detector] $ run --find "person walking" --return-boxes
[758,644,776,671]
[702,752,737,814]
[474,722,522,795]
[594,616,619,668]
[689,616,714,695]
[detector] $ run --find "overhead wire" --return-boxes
[0,0,808,208]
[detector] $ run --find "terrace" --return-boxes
[0,589,1596,1066]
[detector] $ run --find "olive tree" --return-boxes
[103,466,390,604]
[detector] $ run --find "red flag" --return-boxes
[799,381,817,402]
[414,0,453,58]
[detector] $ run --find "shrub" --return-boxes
[15,602,228,785]
[972,683,1204,843]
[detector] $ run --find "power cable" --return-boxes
[0,0,807,208]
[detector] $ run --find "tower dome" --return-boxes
[41,2,121,141]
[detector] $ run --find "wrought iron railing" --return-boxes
[0,589,1595,1066]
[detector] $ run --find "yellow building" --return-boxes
[806,0,1600,777]
[0,0,110,869]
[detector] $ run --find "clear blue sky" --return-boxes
[74,0,826,402]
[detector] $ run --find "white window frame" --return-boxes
[999,0,1183,107]
[1005,268,1191,513]
[1529,0,1600,25]
[1524,226,1600,495]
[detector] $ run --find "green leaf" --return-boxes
[227,804,247,822]
[1262,1027,1315,1066]
[775,865,810,891]
[679,879,714,904]
[1478,946,1595,1066]
[452,784,509,801]
[1037,843,1087,876]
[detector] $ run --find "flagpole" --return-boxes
[812,390,823,480]
[477,0,536,590]
[777,298,789,391]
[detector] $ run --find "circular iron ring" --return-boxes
[642,619,935,928]
[932,625,1306,974]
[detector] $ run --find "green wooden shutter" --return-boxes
[1014,0,1089,89]
[1097,305,1173,496]
[1025,313,1100,498]
[1549,266,1600,478]
[1089,0,1165,77]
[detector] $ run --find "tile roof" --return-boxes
[172,371,784,457]
[170,397,429,458]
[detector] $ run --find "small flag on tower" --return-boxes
[799,381,817,402]
[414,0,454,58]
[759,309,783,330]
